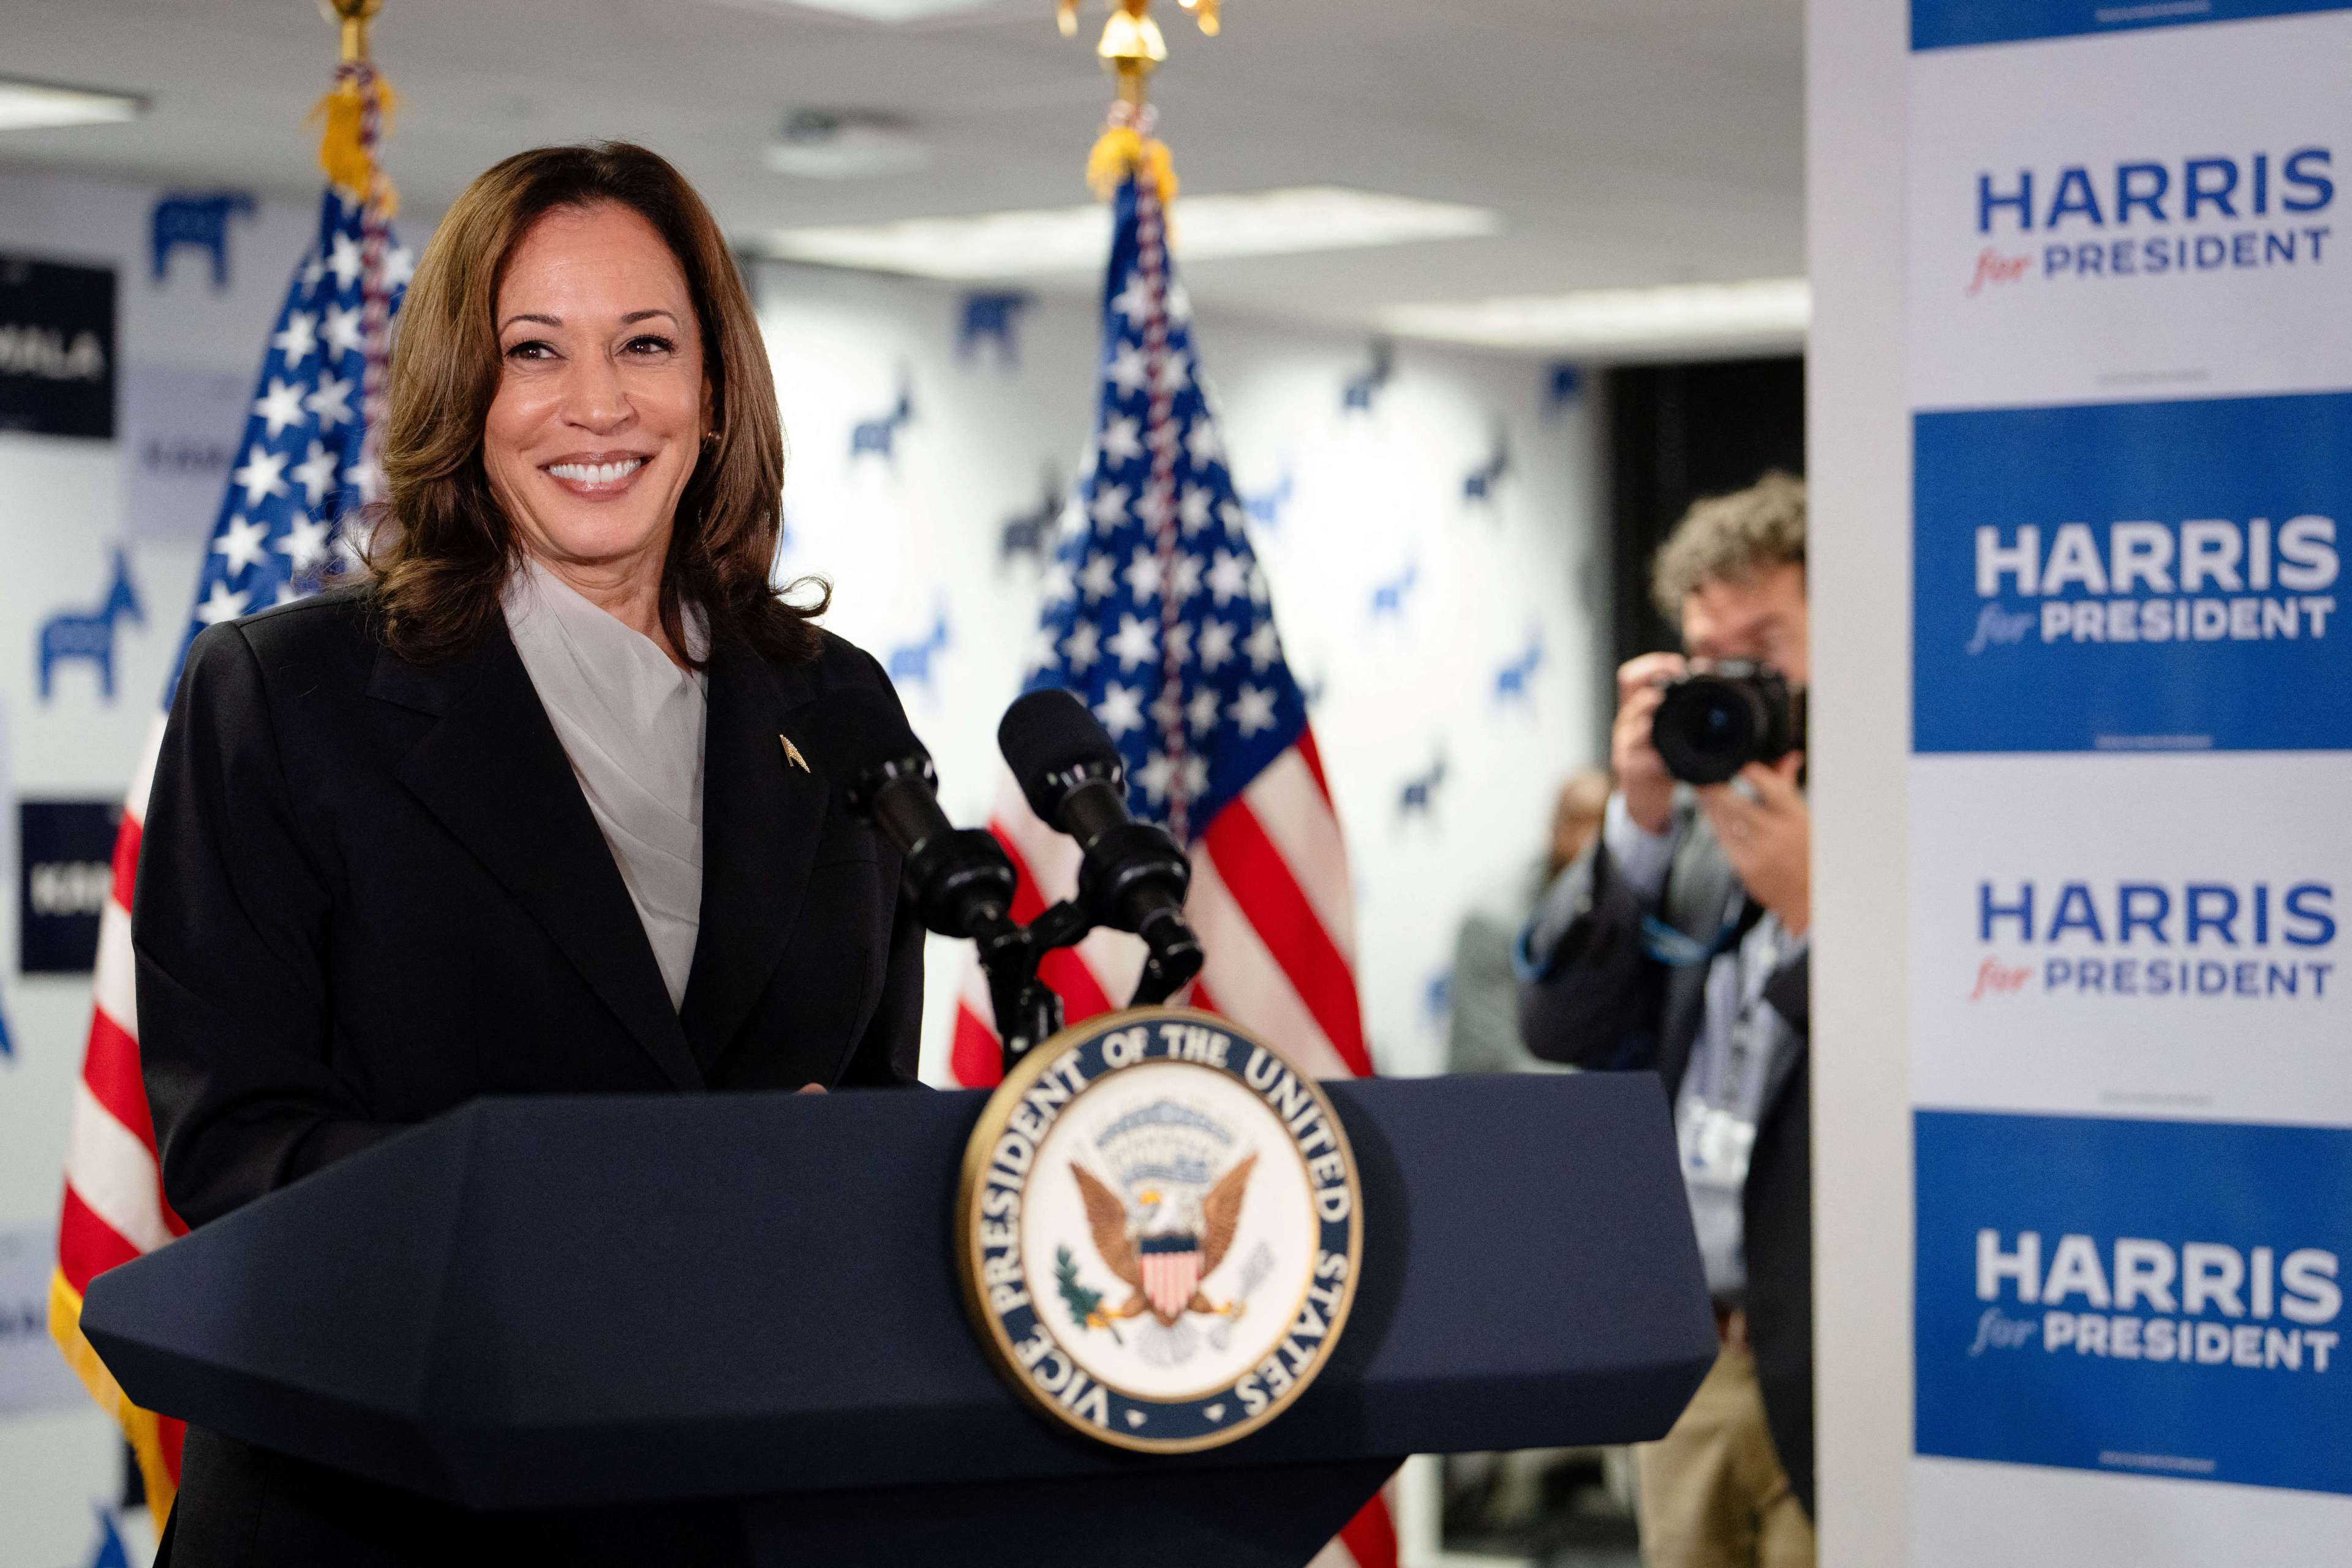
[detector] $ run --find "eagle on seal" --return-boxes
[1074,1153,1258,1327]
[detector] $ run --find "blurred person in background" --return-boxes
[1446,769,1610,1076]
[1517,473,1814,1568]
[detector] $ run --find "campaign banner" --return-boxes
[1907,2,2352,1558]
[1915,0,2352,51]
[1910,753,2352,1126]
[1907,6,2351,411]
[1917,1110,2350,1495]
[0,254,115,440]
[1915,391,2352,753]
[18,799,119,974]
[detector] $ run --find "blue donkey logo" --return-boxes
[1398,753,1447,819]
[39,550,143,702]
[1494,633,1544,706]
[1342,340,1394,414]
[886,610,952,694]
[151,192,256,290]
[1463,429,1511,504]
[958,292,1032,369]
[851,385,915,462]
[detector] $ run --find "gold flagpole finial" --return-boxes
[1058,0,1221,109]
[320,0,383,65]
[1062,0,1217,197]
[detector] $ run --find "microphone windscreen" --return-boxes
[998,688,1119,822]
[788,684,930,795]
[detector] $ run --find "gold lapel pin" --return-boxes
[780,734,810,774]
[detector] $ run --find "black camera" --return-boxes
[1650,661,1806,785]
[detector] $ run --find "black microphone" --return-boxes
[792,687,1015,942]
[997,689,1204,1003]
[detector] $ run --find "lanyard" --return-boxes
[1642,893,1766,969]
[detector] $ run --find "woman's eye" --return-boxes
[503,339,556,362]
[625,334,677,356]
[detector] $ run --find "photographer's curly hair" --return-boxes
[1650,470,1807,620]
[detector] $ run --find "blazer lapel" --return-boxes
[367,620,704,1091]
[677,640,830,1075]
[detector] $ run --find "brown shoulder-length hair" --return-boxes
[369,141,823,665]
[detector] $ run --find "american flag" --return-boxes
[948,165,1395,1568]
[47,155,406,1517]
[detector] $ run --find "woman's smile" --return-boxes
[540,450,653,497]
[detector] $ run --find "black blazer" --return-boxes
[1515,807,1814,1519]
[138,587,924,1566]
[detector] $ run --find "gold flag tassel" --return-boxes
[1087,113,1179,203]
[311,0,399,216]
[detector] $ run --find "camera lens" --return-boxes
[1652,674,1766,786]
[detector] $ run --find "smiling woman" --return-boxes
[134,143,925,1568]
[371,140,823,668]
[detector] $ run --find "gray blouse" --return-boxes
[502,557,709,1011]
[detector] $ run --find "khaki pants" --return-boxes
[1636,1342,1815,1568]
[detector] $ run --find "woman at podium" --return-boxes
[136,142,924,1565]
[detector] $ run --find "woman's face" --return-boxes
[484,202,709,590]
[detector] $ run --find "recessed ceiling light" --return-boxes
[750,0,1008,21]
[1381,278,1810,358]
[764,111,932,180]
[761,187,1501,279]
[0,77,147,133]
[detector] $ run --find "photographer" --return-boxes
[1518,472,1814,1568]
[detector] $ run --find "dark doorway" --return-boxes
[1605,356,1806,668]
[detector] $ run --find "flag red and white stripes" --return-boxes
[49,718,189,1511]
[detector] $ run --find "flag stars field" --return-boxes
[291,441,339,507]
[1108,614,1158,671]
[1079,553,1118,601]
[323,304,366,356]
[254,377,308,437]
[211,514,271,575]
[1096,681,1145,737]
[306,374,354,429]
[194,581,249,625]
[272,309,318,365]
[232,445,290,507]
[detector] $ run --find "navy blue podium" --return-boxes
[83,1073,1712,1566]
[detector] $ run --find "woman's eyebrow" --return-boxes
[621,309,679,326]
[499,312,561,332]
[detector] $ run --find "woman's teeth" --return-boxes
[546,458,646,484]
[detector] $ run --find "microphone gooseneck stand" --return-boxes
[976,885,1204,1079]
[984,689,1207,1073]
[825,684,1208,1079]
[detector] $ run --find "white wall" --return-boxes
[1806,2,1914,1563]
[752,260,1608,1083]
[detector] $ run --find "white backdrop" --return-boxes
[752,260,1608,1087]
[0,165,1606,1563]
